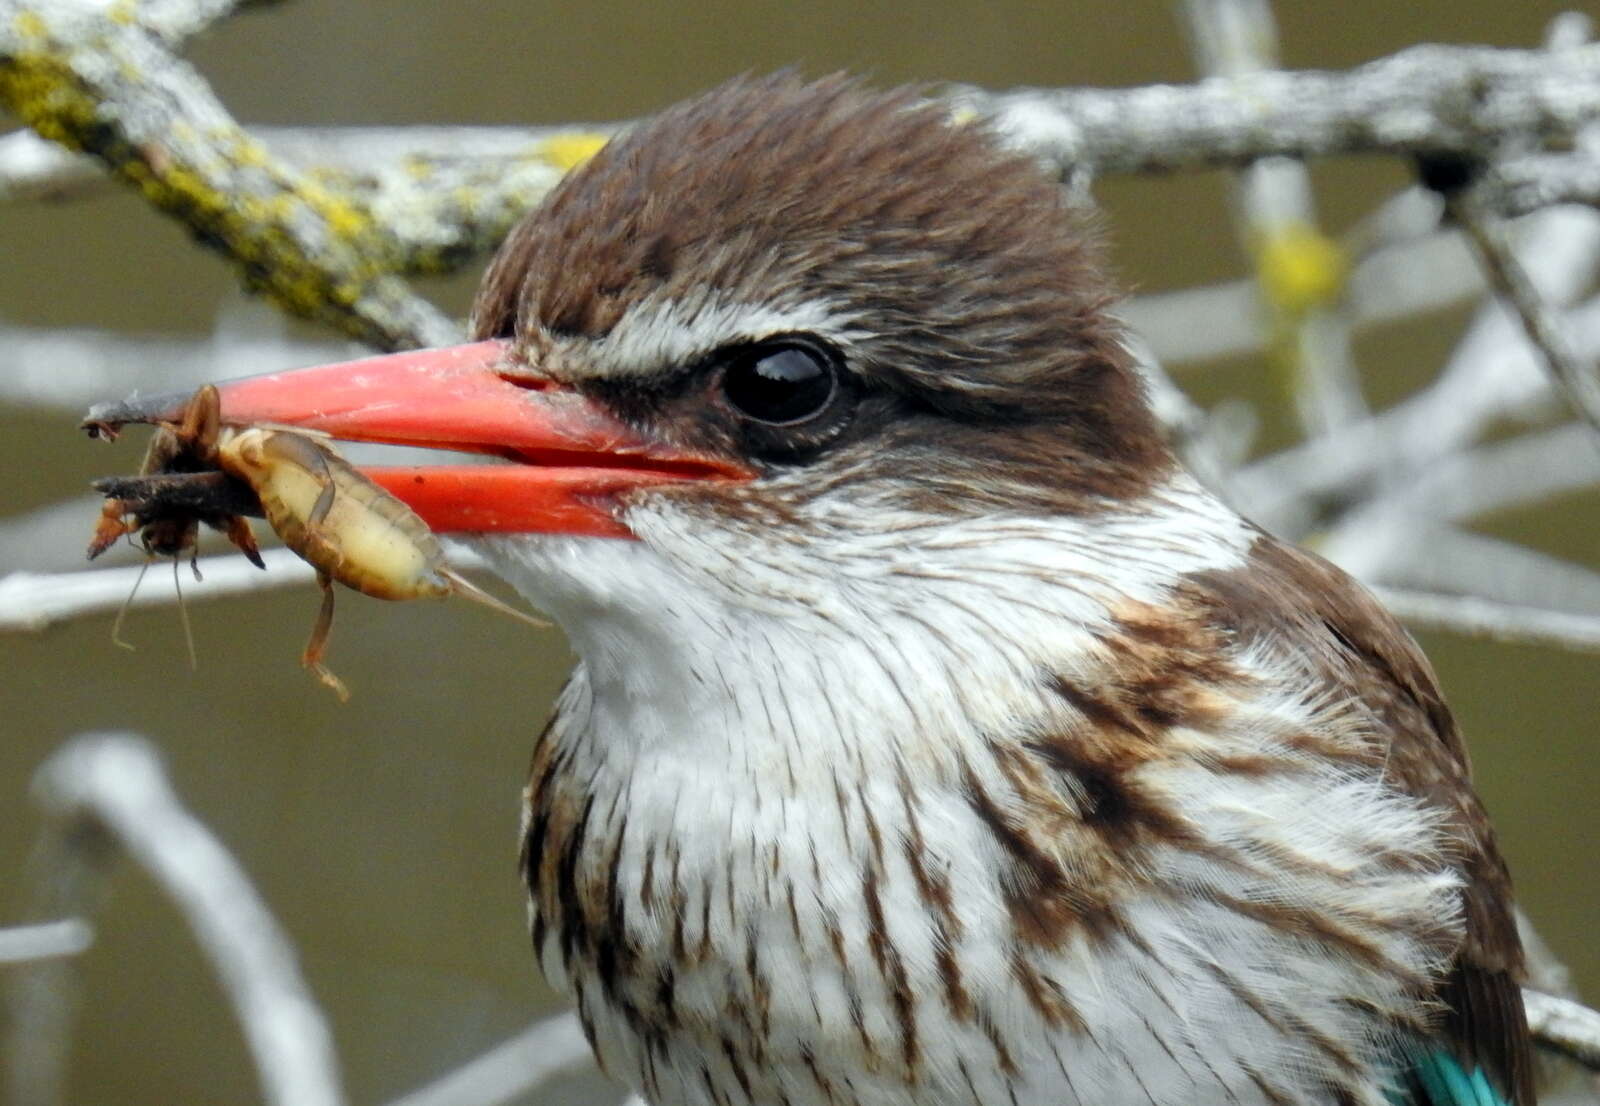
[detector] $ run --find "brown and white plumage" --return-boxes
[164,72,1533,1106]
[462,76,1534,1106]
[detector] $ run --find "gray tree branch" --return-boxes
[5,733,344,1106]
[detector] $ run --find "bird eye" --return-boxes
[720,341,838,425]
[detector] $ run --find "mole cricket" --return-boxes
[85,384,543,699]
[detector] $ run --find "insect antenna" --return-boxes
[172,557,198,671]
[111,559,151,651]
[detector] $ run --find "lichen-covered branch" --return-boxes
[4,29,1598,302]
[0,0,457,349]
[954,42,1600,180]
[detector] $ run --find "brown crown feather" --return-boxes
[473,73,1167,496]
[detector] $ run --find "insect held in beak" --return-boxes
[85,385,544,699]
[213,426,545,700]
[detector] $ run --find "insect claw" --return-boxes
[309,664,351,703]
[224,515,266,569]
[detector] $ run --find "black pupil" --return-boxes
[723,345,833,424]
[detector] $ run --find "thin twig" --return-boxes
[11,733,345,1106]
[384,1011,597,1106]
[0,548,315,633]
[1451,198,1600,436]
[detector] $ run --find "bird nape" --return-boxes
[105,74,1533,1106]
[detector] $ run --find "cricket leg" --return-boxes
[302,571,350,702]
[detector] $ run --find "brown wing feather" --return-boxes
[1192,532,1533,1106]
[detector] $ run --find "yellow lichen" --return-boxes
[0,52,101,152]
[11,10,48,40]
[538,132,608,172]
[1253,221,1349,318]
[0,38,410,341]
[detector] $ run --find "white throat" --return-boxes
[470,472,1255,763]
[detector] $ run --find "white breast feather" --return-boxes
[469,474,1462,1106]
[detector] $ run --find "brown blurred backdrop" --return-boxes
[3,2,1596,1102]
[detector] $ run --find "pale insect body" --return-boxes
[216,427,454,602]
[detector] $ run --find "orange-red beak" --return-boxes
[85,339,752,539]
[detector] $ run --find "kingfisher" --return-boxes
[114,74,1532,1106]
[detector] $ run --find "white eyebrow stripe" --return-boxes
[588,293,862,377]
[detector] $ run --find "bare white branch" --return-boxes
[0,542,493,630]
[0,920,92,965]
[1374,588,1600,653]
[1360,529,1600,617]
[1524,989,1600,1070]
[1122,222,1485,367]
[1232,275,1600,533]
[0,320,352,412]
[1324,422,1600,560]
[0,548,314,633]
[384,1010,596,1106]
[18,733,346,1106]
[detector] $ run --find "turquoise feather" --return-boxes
[1392,1049,1511,1106]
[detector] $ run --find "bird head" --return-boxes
[99,76,1241,715]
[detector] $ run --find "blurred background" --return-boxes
[2,1,1596,1102]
